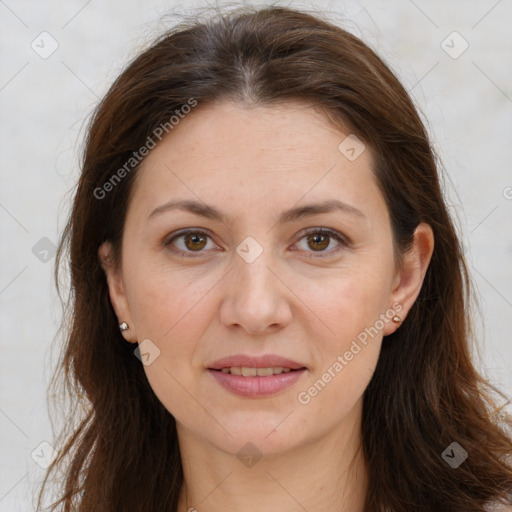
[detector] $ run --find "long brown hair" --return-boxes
[37,5,512,511]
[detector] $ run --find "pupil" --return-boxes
[309,233,329,251]
[186,233,206,251]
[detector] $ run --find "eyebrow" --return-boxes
[147,198,365,224]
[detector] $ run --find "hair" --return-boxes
[37,4,512,512]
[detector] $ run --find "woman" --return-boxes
[37,5,512,512]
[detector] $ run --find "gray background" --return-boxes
[1,0,511,509]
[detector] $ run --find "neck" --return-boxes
[176,402,368,512]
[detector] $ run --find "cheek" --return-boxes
[126,266,220,416]
[128,264,218,346]
[292,274,387,428]
[303,262,393,344]
[294,259,392,398]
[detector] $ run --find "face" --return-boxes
[100,100,431,457]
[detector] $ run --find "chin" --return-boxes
[198,412,309,457]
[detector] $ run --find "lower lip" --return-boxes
[208,368,306,397]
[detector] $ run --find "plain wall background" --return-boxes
[1,0,511,509]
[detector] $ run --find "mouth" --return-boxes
[212,366,304,376]
[207,354,307,372]
[206,354,307,397]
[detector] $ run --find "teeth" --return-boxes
[242,367,257,377]
[256,367,273,376]
[219,366,296,376]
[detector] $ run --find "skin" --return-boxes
[99,100,434,512]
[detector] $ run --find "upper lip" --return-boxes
[208,354,307,370]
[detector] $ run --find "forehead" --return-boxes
[142,99,357,168]
[129,100,385,222]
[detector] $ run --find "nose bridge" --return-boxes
[220,236,291,332]
[233,240,278,305]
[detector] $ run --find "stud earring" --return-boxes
[392,315,401,324]
[119,322,129,332]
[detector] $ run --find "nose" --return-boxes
[219,246,293,335]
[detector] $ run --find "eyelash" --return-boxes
[164,227,349,259]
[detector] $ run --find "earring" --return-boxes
[392,315,401,324]
[119,322,129,332]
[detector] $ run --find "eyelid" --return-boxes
[164,228,220,258]
[164,227,350,258]
[292,227,350,258]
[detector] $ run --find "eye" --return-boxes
[293,228,349,258]
[164,227,349,259]
[164,229,219,257]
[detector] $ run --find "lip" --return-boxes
[207,353,307,398]
[208,368,307,397]
[207,354,306,370]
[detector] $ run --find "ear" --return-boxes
[383,222,434,335]
[98,241,138,343]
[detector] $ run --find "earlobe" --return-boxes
[384,223,434,335]
[98,242,138,343]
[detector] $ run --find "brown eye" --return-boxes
[294,228,348,258]
[165,227,347,259]
[307,233,330,251]
[165,229,217,257]
[184,232,207,251]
